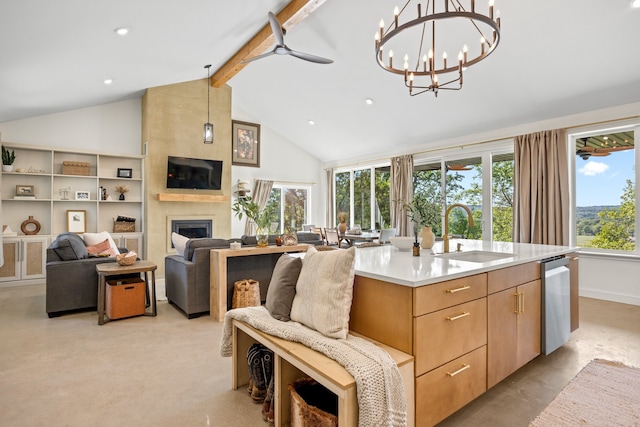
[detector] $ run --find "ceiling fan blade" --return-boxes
[268,12,285,47]
[589,152,610,157]
[241,50,276,64]
[289,49,333,64]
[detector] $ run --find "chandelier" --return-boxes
[375,0,501,97]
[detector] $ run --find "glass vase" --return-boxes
[256,227,269,247]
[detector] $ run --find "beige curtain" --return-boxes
[390,155,414,236]
[514,129,569,245]
[244,179,274,235]
[325,168,335,228]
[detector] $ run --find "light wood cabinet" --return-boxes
[350,273,488,427]
[487,262,541,389]
[416,345,486,427]
[0,236,48,284]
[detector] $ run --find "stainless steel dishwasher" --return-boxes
[540,255,571,355]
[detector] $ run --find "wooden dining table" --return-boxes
[342,231,380,246]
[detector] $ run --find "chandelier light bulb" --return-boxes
[375,32,380,42]
[394,6,399,16]
[380,19,384,29]
[428,49,433,59]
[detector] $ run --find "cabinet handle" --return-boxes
[446,312,470,321]
[520,292,525,314]
[447,364,471,377]
[514,292,520,314]
[446,285,471,293]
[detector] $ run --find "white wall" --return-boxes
[579,253,640,306]
[0,99,142,155]
[230,108,324,237]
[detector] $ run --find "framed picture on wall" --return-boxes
[117,168,132,178]
[67,210,86,233]
[232,120,260,167]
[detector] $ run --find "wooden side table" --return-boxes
[96,260,158,325]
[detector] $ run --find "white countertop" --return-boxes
[354,239,576,287]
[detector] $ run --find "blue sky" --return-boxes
[576,150,635,207]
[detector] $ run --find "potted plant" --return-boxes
[114,185,129,201]
[232,196,275,247]
[403,194,441,249]
[2,145,15,172]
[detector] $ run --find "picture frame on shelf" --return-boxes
[232,120,260,167]
[67,210,86,233]
[117,168,133,178]
[15,185,35,196]
[75,191,90,201]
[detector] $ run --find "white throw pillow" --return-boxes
[290,246,356,339]
[81,232,119,257]
[171,232,189,258]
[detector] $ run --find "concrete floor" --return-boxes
[0,284,638,427]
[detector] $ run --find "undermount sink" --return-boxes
[436,250,513,263]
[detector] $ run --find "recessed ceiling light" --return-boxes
[365,98,374,105]
[114,27,129,36]
[103,79,113,85]
[308,120,315,125]
[632,0,640,8]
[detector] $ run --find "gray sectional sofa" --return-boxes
[164,232,322,318]
[46,232,131,318]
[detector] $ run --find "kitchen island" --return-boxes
[349,239,577,427]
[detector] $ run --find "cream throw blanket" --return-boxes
[220,306,407,427]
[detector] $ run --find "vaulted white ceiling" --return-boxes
[1,0,639,164]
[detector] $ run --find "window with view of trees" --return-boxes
[445,158,482,239]
[574,129,636,252]
[492,154,514,242]
[265,185,310,234]
[353,169,371,229]
[335,171,351,227]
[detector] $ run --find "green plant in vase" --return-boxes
[2,145,16,172]
[232,196,275,247]
[403,194,441,249]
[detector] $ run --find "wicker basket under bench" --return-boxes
[231,319,415,427]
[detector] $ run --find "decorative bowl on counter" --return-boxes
[389,236,422,251]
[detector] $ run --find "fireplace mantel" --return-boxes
[157,193,229,202]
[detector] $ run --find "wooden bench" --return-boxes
[232,319,415,427]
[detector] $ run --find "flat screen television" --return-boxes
[166,156,223,190]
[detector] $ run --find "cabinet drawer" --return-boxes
[416,345,487,427]
[414,273,487,315]
[415,298,487,375]
[487,262,540,294]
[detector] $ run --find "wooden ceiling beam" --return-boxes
[210,0,328,88]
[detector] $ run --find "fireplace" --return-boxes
[171,219,212,247]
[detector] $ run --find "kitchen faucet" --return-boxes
[443,203,474,253]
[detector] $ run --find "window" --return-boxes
[413,162,443,236]
[353,168,371,229]
[375,166,391,229]
[445,157,482,239]
[573,128,636,252]
[335,171,351,227]
[266,185,310,233]
[491,153,514,242]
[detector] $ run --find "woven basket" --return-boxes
[113,221,135,232]
[232,279,260,309]
[62,161,91,176]
[116,252,137,266]
[289,378,338,427]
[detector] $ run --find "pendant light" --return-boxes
[203,64,214,144]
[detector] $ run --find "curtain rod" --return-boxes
[327,114,640,171]
[254,178,316,186]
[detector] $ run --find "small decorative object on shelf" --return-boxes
[3,225,18,236]
[21,216,41,235]
[235,180,251,198]
[114,185,129,201]
[75,191,90,201]
[117,168,132,178]
[15,184,35,199]
[59,186,71,200]
[2,145,15,172]
[283,232,298,246]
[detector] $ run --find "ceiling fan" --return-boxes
[576,137,632,160]
[242,12,333,65]
[446,164,473,171]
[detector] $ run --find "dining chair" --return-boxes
[378,228,397,244]
[323,227,341,248]
[312,227,326,244]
